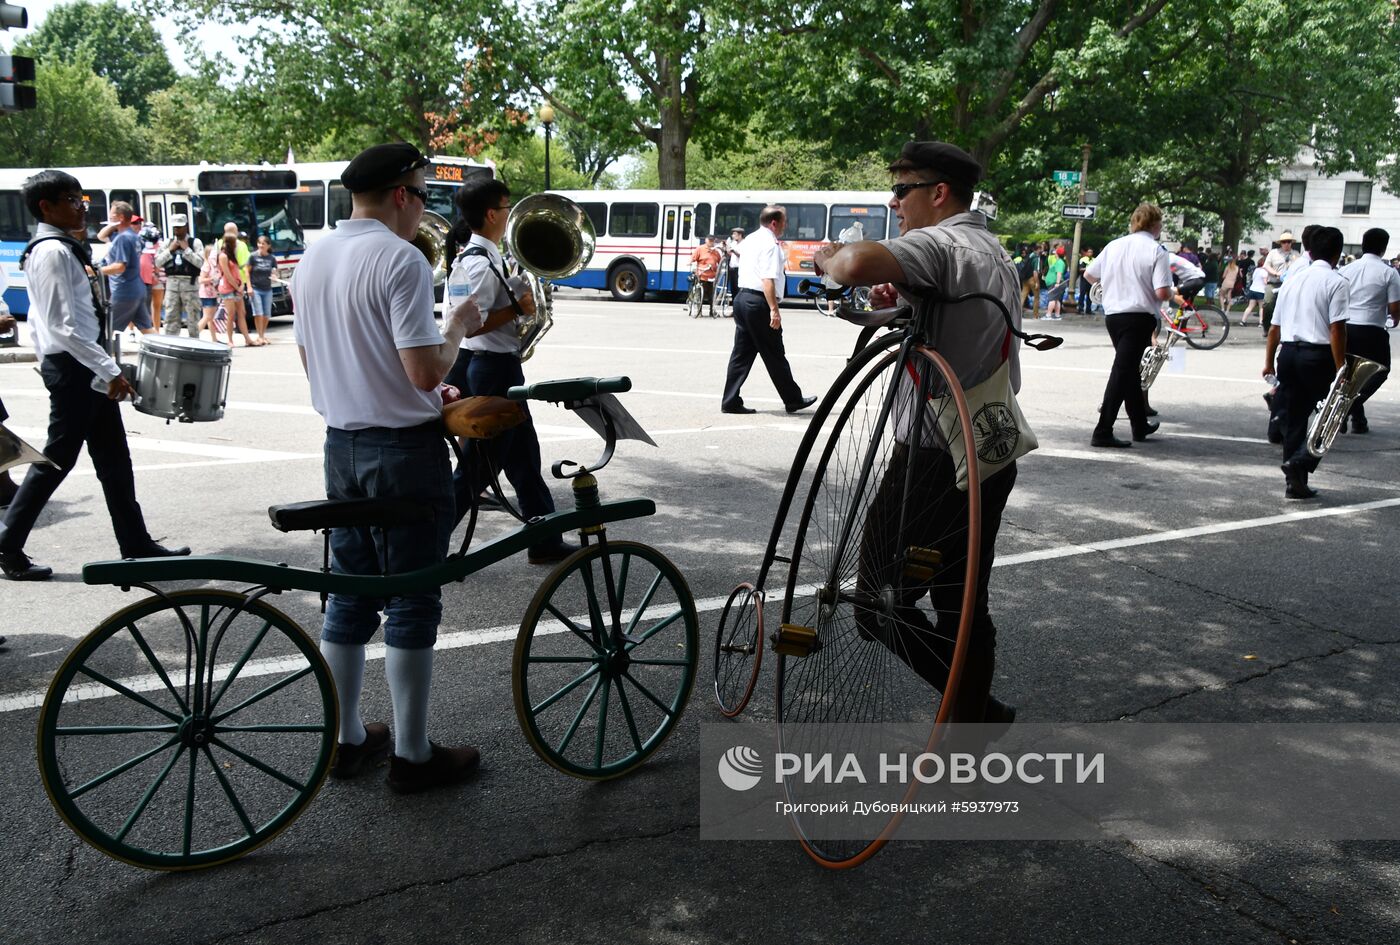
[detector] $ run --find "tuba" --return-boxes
[503,193,596,361]
[0,423,57,474]
[411,209,453,286]
[1306,354,1388,458]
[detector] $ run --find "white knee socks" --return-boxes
[385,645,434,764]
[320,640,366,745]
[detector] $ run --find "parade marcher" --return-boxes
[689,235,721,316]
[99,202,152,338]
[153,213,204,338]
[0,171,190,581]
[812,140,1021,725]
[726,227,744,301]
[291,142,483,791]
[1265,226,1349,499]
[443,177,578,565]
[1338,227,1400,434]
[720,206,816,415]
[1261,231,1299,334]
[1083,203,1172,448]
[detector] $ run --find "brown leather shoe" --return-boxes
[331,722,393,779]
[387,743,481,794]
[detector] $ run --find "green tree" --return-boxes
[16,0,176,121]
[0,57,146,167]
[482,131,599,196]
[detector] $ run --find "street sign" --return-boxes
[1083,190,1099,205]
[1053,170,1081,185]
[1061,205,1096,220]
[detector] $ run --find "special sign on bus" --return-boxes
[433,164,465,183]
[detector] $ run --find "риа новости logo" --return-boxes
[718,746,763,791]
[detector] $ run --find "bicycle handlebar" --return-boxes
[507,376,632,403]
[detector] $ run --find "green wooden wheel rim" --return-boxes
[514,541,698,780]
[37,590,338,871]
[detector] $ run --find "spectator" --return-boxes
[153,213,204,339]
[98,202,152,338]
[1219,252,1239,312]
[247,235,277,344]
[726,227,744,301]
[215,234,257,347]
[1239,254,1269,326]
[198,237,221,341]
[1202,250,1220,301]
[136,215,164,330]
[1044,245,1067,319]
[689,235,721,317]
[1076,246,1095,313]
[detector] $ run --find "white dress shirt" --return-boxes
[23,222,120,382]
[1273,260,1349,344]
[1083,230,1172,315]
[1169,253,1205,283]
[1338,253,1400,329]
[452,233,525,355]
[735,226,785,298]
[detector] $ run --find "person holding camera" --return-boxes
[154,213,205,338]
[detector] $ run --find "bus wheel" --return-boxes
[609,263,646,303]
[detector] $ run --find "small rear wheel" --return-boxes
[515,540,698,779]
[712,582,764,717]
[1183,306,1230,349]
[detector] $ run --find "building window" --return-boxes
[1342,181,1372,215]
[1276,181,1306,214]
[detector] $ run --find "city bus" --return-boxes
[286,155,494,248]
[545,188,997,301]
[0,163,305,316]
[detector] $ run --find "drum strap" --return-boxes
[21,235,111,342]
[459,246,527,321]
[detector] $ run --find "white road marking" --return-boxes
[9,427,312,462]
[5,495,1398,715]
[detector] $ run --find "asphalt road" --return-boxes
[2,293,1398,944]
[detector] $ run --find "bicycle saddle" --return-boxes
[268,498,435,533]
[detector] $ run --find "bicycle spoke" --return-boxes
[75,666,183,723]
[202,745,256,840]
[208,617,275,713]
[210,664,313,724]
[593,676,611,769]
[525,655,598,664]
[114,743,187,843]
[209,736,306,792]
[69,734,181,799]
[126,623,190,716]
[623,572,665,636]
[544,602,602,655]
[56,724,180,736]
[215,723,330,734]
[613,678,646,755]
[625,608,685,651]
[531,663,602,715]
[629,657,691,666]
[555,676,603,757]
[622,670,676,717]
[183,740,197,857]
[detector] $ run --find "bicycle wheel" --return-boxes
[37,590,337,871]
[685,283,704,318]
[712,582,764,717]
[816,294,840,317]
[515,540,699,779]
[776,344,981,869]
[1183,305,1230,350]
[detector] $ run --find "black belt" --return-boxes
[329,418,443,437]
[737,288,766,297]
[1282,340,1330,350]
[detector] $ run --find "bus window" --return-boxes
[580,202,607,236]
[693,203,711,238]
[145,202,164,234]
[888,214,900,239]
[715,203,762,236]
[83,192,108,240]
[610,202,658,238]
[197,195,252,244]
[111,189,138,213]
[664,208,675,240]
[829,205,889,242]
[171,201,189,220]
[424,184,456,221]
[786,204,826,241]
[328,182,352,228]
[0,191,33,242]
[680,209,691,242]
[252,194,305,253]
[290,180,325,229]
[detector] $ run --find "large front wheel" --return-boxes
[37,590,337,871]
[515,540,698,779]
[1183,305,1230,349]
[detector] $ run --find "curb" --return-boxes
[0,349,37,364]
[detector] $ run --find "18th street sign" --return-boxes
[1061,204,1096,220]
[1053,170,1081,184]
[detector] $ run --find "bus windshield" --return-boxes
[196,194,305,253]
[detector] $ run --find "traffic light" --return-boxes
[0,55,35,112]
[0,4,26,30]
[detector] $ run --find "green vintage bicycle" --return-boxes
[36,376,699,871]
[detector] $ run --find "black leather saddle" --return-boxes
[268,498,435,533]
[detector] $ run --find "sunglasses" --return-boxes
[400,184,429,203]
[891,180,943,200]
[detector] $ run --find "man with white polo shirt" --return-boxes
[1264,225,1349,499]
[291,142,483,793]
[1338,227,1400,434]
[720,205,816,415]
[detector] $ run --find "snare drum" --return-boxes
[133,335,231,423]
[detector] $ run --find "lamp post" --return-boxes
[539,103,555,191]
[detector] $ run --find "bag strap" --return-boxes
[459,246,526,321]
[21,234,109,339]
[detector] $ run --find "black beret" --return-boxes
[341,142,429,194]
[887,141,983,188]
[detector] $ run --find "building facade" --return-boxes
[1240,149,1400,257]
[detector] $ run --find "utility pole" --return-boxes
[1068,142,1091,310]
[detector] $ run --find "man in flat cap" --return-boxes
[812,140,1021,727]
[291,142,484,794]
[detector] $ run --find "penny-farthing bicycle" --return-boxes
[37,377,699,870]
[712,282,1059,868]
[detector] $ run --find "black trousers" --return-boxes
[0,353,151,555]
[722,290,803,410]
[1277,342,1335,474]
[856,447,1017,723]
[445,348,555,526]
[1096,312,1155,436]
[1346,324,1391,422]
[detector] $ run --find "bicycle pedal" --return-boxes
[903,546,941,581]
[771,624,821,658]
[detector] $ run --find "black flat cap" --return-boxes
[887,141,982,188]
[341,142,430,193]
